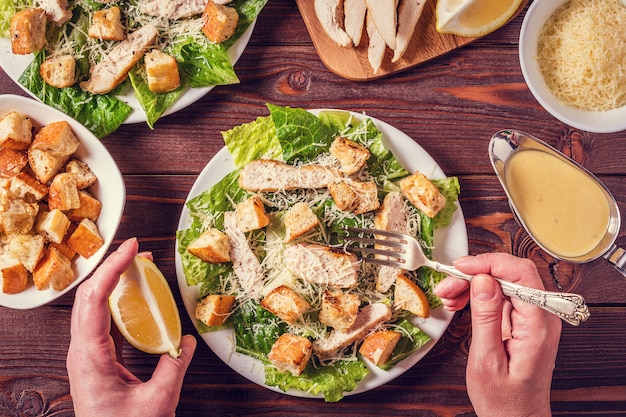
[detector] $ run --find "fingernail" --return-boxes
[471,275,497,302]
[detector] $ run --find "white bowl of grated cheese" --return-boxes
[519,0,626,133]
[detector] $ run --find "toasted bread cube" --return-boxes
[359,330,402,366]
[202,1,239,44]
[195,294,236,327]
[8,233,45,273]
[318,289,360,330]
[0,196,39,234]
[235,195,270,233]
[33,246,75,291]
[284,202,319,242]
[66,190,101,223]
[39,54,76,88]
[145,50,181,93]
[329,137,370,175]
[9,172,48,202]
[65,159,97,189]
[261,285,310,324]
[36,208,71,243]
[399,171,446,218]
[0,111,33,151]
[48,172,80,211]
[88,6,125,41]
[394,274,430,318]
[67,218,103,258]
[29,121,80,184]
[268,334,312,377]
[0,148,29,178]
[1,261,29,294]
[10,8,47,55]
[328,180,380,215]
[187,228,230,263]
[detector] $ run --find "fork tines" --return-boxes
[342,227,408,268]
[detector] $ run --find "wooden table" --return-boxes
[1,1,626,415]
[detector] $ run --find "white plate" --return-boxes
[0,94,125,309]
[0,22,255,124]
[175,110,468,398]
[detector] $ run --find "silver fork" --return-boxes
[343,227,590,326]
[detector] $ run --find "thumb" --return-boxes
[469,275,506,360]
[149,334,197,394]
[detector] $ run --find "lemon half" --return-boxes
[109,256,182,357]
[436,0,523,37]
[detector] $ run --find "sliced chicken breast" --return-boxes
[284,243,359,289]
[373,191,408,292]
[313,302,392,360]
[343,0,367,46]
[393,0,426,63]
[366,13,386,74]
[365,0,398,50]
[238,160,341,192]
[314,0,352,47]
[80,25,158,95]
[39,0,72,26]
[223,211,263,299]
[139,0,207,20]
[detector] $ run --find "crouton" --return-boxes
[10,8,47,55]
[9,172,48,202]
[329,137,370,175]
[33,245,75,290]
[39,54,76,88]
[0,148,28,178]
[261,285,310,324]
[187,228,230,263]
[29,121,80,184]
[145,50,181,93]
[88,6,125,41]
[399,171,446,218]
[328,179,380,214]
[195,294,236,327]
[0,111,33,151]
[284,202,319,242]
[0,197,39,234]
[8,233,45,273]
[67,218,104,258]
[202,1,239,44]
[235,195,270,233]
[359,330,402,366]
[394,274,430,318]
[65,159,97,189]
[35,208,70,243]
[67,190,102,222]
[268,333,312,377]
[1,259,29,294]
[318,289,360,330]
[48,172,80,211]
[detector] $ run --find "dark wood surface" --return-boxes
[2,1,626,415]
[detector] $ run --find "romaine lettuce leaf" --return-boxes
[378,318,432,371]
[223,115,282,167]
[432,177,461,228]
[233,301,287,359]
[129,68,185,129]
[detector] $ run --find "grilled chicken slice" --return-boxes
[314,0,352,47]
[313,302,392,360]
[39,0,72,26]
[284,243,359,289]
[343,0,367,46]
[392,0,426,63]
[139,0,207,20]
[366,13,386,74]
[238,160,341,192]
[223,211,263,299]
[365,0,398,50]
[80,25,158,95]
[373,192,408,292]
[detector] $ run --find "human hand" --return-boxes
[435,253,562,417]
[67,238,197,417]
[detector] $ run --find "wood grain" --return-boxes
[295,0,529,81]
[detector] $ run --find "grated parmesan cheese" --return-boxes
[537,0,626,111]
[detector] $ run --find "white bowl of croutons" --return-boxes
[0,94,125,309]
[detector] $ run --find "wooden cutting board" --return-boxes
[296,0,528,81]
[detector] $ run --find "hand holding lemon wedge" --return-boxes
[436,0,523,37]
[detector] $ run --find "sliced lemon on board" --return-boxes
[436,0,523,37]
[109,256,182,357]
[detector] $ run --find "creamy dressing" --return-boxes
[504,149,610,258]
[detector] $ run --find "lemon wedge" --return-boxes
[436,0,523,37]
[109,256,182,357]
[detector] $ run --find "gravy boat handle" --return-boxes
[603,244,626,277]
